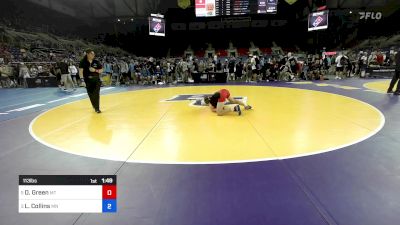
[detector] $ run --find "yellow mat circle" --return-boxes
[30,86,384,164]
[364,80,397,93]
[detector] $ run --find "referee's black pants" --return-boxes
[85,77,101,111]
[388,70,400,93]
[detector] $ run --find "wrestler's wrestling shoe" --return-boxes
[234,105,242,116]
[245,105,252,110]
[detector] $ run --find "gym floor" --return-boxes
[0,79,399,225]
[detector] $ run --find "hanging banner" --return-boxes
[285,0,298,5]
[178,0,191,9]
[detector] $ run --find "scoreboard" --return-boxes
[19,175,117,213]
[195,0,278,17]
[149,14,166,37]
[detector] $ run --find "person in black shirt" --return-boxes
[58,59,75,91]
[79,49,103,113]
[228,58,236,81]
[388,51,400,95]
[216,60,222,72]
[235,61,243,81]
[288,56,297,76]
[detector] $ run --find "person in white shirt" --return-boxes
[368,51,377,66]
[120,60,129,84]
[335,53,345,79]
[37,65,43,74]
[166,62,173,83]
[181,60,189,83]
[30,66,38,78]
[0,65,13,88]
[250,55,258,82]
[19,63,30,87]
[360,53,368,78]
[68,62,78,86]
[19,63,30,78]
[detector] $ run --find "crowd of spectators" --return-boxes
[329,49,398,79]
[1,47,399,89]
[93,47,398,86]
[0,25,399,89]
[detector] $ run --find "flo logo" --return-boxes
[313,16,324,27]
[153,23,162,33]
[163,94,247,107]
[359,12,382,20]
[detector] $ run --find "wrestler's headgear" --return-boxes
[204,96,211,105]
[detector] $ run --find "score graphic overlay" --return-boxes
[308,10,329,31]
[19,175,117,213]
[149,14,165,37]
[260,0,277,14]
[195,0,215,17]
[266,0,277,14]
[196,0,277,17]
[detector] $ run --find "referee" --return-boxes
[79,49,103,113]
[387,50,400,95]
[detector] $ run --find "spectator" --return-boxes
[19,63,30,87]
[387,50,400,95]
[376,50,384,65]
[58,59,75,91]
[235,60,243,81]
[120,59,130,85]
[288,53,298,79]
[228,58,235,81]
[68,61,78,86]
[335,53,345,79]
[245,60,252,82]
[368,51,377,66]
[30,65,38,78]
[181,59,189,83]
[128,60,137,84]
[0,63,15,87]
[360,52,368,78]
[112,61,121,86]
